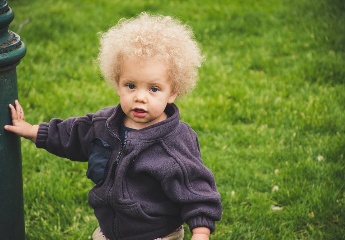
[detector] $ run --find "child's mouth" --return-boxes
[133,108,147,117]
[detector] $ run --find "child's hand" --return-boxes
[191,233,209,240]
[191,227,210,240]
[4,100,39,142]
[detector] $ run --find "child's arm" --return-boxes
[192,227,210,240]
[4,100,39,142]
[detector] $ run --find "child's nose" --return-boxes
[134,90,147,103]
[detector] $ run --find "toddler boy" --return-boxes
[4,12,222,240]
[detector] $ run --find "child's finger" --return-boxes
[4,124,15,132]
[14,100,24,120]
[4,124,23,136]
[8,103,18,120]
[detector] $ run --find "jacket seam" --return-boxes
[160,140,206,197]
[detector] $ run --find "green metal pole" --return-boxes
[0,1,26,239]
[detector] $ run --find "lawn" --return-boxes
[8,0,345,239]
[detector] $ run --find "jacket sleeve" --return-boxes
[35,114,96,162]
[160,124,222,233]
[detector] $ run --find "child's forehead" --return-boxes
[119,57,174,85]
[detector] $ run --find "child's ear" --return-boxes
[168,92,178,104]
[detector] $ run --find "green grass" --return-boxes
[9,0,345,239]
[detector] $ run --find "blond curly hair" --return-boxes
[98,12,203,97]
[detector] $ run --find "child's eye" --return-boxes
[126,83,135,89]
[150,87,159,92]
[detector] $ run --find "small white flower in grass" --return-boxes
[231,191,235,197]
[272,185,279,192]
[317,155,324,162]
[274,169,279,175]
[75,208,82,213]
[271,205,283,211]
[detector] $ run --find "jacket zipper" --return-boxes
[109,131,128,239]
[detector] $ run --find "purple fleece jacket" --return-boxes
[35,103,222,240]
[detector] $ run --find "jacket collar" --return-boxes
[106,103,180,141]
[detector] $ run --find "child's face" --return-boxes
[117,57,177,130]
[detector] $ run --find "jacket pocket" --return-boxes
[114,202,164,238]
[87,138,111,184]
[115,202,160,221]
